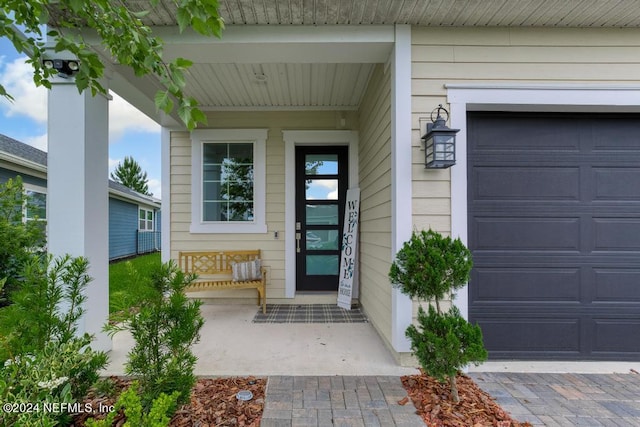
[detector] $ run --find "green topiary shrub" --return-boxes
[106,260,203,409]
[389,229,487,403]
[406,305,488,402]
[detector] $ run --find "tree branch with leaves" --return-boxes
[1,0,224,130]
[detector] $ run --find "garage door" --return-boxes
[468,112,640,360]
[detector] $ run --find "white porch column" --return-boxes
[390,24,413,352]
[161,127,171,263]
[47,78,111,352]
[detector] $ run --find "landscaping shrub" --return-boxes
[106,260,203,410]
[86,380,180,427]
[0,255,108,426]
[390,229,487,402]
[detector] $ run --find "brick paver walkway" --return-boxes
[469,372,640,426]
[260,376,424,427]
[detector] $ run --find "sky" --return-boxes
[0,38,162,198]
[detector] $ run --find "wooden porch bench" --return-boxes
[178,250,266,314]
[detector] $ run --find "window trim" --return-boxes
[23,184,47,223]
[190,129,268,234]
[139,207,155,232]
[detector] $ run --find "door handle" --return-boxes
[295,232,301,253]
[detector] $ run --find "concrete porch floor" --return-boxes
[102,304,421,377]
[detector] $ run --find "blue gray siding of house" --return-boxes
[0,167,47,189]
[109,198,139,260]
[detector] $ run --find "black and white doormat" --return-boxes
[252,304,368,324]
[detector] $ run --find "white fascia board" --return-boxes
[0,153,47,176]
[157,25,395,64]
[154,25,395,44]
[108,188,161,208]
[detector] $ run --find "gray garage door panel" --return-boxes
[594,269,640,301]
[479,318,581,354]
[468,112,640,360]
[474,268,580,301]
[593,319,640,353]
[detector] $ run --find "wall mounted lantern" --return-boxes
[421,104,459,169]
[42,59,80,78]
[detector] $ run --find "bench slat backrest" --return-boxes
[178,250,261,275]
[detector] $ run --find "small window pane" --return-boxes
[306,255,339,275]
[306,230,339,250]
[305,179,338,200]
[203,201,224,221]
[203,144,227,164]
[228,202,253,221]
[305,154,338,175]
[228,143,253,161]
[306,204,338,225]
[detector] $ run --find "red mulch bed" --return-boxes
[73,377,265,426]
[401,371,533,427]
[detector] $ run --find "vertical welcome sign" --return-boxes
[337,188,360,310]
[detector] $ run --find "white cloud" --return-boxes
[0,57,47,123]
[147,178,161,199]
[108,157,121,172]
[0,56,159,142]
[109,92,160,142]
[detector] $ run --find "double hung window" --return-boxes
[190,129,267,233]
[139,208,154,231]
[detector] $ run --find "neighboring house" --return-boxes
[0,133,161,261]
[48,1,640,361]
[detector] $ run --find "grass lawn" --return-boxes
[109,252,161,315]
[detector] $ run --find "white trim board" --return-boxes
[282,130,359,299]
[390,24,413,353]
[446,84,640,320]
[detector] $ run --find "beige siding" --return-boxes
[411,26,640,318]
[357,64,393,347]
[412,26,640,232]
[170,111,356,302]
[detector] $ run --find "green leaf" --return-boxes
[176,8,191,33]
[154,90,173,113]
[174,57,193,69]
[177,102,192,128]
[132,10,151,19]
[68,0,84,12]
[0,84,14,102]
[190,107,207,126]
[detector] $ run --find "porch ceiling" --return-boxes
[184,62,376,110]
[131,0,640,27]
[87,0,640,126]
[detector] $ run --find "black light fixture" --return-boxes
[421,104,459,169]
[43,59,80,78]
